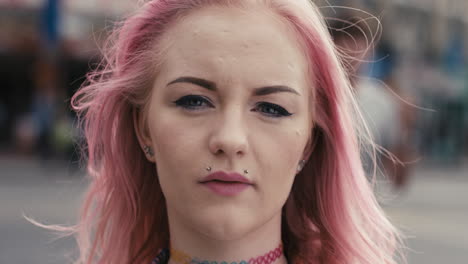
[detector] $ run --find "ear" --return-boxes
[301,126,318,162]
[133,107,155,162]
[302,138,313,163]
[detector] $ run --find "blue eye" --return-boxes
[173,96,291,117]
[173,95,213,110]
[253,102,292,117]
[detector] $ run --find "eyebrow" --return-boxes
[167,76,300,96]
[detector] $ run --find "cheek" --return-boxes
[262,124,308,168]
[249,125,308,221]
[147,109,204,186]
[256,122,310,190]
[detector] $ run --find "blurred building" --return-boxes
[0,0,138,156]
[319,0,468,165]
[0,0,467,164]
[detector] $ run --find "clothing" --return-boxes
[150,248,288,264]
[151,248,170,264]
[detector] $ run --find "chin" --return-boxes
[199,223,250,241]
[194,212,254,241]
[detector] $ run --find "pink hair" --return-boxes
[64,0,406,263]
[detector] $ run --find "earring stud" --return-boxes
[297,160,305,172]
[143,145,154,156]
[243,169,249,174]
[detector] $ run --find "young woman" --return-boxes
[69,0,405,263]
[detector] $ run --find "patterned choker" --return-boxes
[151,242,284,264]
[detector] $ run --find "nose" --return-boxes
[208,111,248,158]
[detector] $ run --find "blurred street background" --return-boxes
[0,0,467,263]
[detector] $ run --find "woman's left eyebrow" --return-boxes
[253,86,300,96]
[167,76,300,96]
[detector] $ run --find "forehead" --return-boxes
[159,5,309,89]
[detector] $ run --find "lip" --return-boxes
[201,181,251,196]
[199,171,253,196]
[199,171,253,184]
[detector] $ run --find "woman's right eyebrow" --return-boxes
[167,76,217,91]
[167,76,300,96]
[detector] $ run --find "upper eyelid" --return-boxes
[175,95,291,114]
[174,95,214,108]
[255,102,292,115]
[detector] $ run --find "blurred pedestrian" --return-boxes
[331,17,414,190]
[31,59,59,159]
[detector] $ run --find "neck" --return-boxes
[167,243,286,264]
[166,207,287,264]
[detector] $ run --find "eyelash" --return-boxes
[173,95,292,118]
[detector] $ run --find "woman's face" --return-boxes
[141,6,312,240]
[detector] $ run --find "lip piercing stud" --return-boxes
[205,166,247,174]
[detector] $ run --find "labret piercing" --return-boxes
[205,166,248,174]
[205,160,304,174]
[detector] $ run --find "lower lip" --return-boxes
[201,181,251,196]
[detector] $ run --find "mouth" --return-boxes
[199,171,253,185]
[203,179,251,184]
[200,180,252,196]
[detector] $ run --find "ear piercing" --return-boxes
[297,159,306,172]
[143,145,154,156]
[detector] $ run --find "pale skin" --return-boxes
[135,5,313,264]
